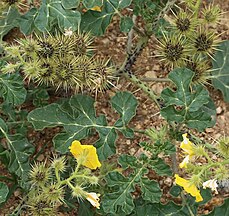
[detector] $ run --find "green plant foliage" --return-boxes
[120,16,134,33]
[0,7,20,40]
[133,200,182,216]
[0,72,27,106]
[102,154,162,215]
[82,0,103,9]
[17,8,38,35]
[140,141,175,176]
[34,0,81,32]
[160,68,215,131]
[28,92,137,160]
[0,118,34,184]
[81,0,132,35]
[0,182,9,204]
[206,198,229,216]
[211,40,229,102]
[61,0,80,9]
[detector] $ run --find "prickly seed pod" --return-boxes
[30,162,51,187]
[17,38,40,60]
[191,29,220,58]
[23,60,43,82]
[182,0,197,8]
[36,40,55,59]
[215,165,229,180]
[52,57,82,90]
[185,57,211,85]
[1,62,21,74]
[72,185,86,199]
[51,156,66,173]
[156,33,189,68]
[55,31,93,56]
[89,58,115,93]
[202,3,222,24]
[36,62,57,86]
[43,183,65,204]
[189,174,202,187]
[217,137,229,159]
[171,10,198,36]
[27,195,57,216]
[4,45,21,59]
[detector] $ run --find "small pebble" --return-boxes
[216,106,223,114]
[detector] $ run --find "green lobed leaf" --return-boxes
[34,1,48,31]
[120,16,134,33]
[102,168,147,214]
[0,7,20,40]
[139,178,161,203]
[211,40,229,102]
[50,2,81,31]
[150,158,172,176]
[205,198,229,216]
[81,0,132,35]
[0,73,27,106]
[133,200,182,216]
[17,8,37,35]
[111,91,138,126]
[102,154,162,215]
[82,0,103,9]
[160,68,215,131]
[28,92,137,160]
[0,182,9,204]
[61,0,80,9]
[0,118,34,182]
[34,0,81,32]
[118,154,140,169]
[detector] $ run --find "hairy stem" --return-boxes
[140,77,170,82]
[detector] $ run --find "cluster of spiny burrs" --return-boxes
[3,31,114,92]
[156,0,222,85]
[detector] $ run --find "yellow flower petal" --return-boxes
[90,6,102,12]
[180,133,194,156]
[69,140,101,170]
[86,192,100,209]
[179,155,190,168]
[175,174,203,202]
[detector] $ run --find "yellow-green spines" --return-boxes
[156,33,189,68]
[185,57,211,85]
[202,3,222,24]
[43,183,65,204]
[3,31,113,92]
[191,29,220,58]
[27,194,58,216]
[171,10,198,36]
[217,137,229,159]
[29,162,51,187]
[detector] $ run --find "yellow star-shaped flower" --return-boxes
[180,133,195,156]
[175,174,203,202]
[69,140,101,170]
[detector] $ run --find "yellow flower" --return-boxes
[179,155,190,169]
[203,179,218,194]
[86,192,100,209]
[90,6,102,12]
[180,133,195,156]
[175,174,203,202]
[69,140,101,170]
[179,133,195,168]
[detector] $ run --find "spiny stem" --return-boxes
[140,77,170,82]
[152,0,178,31]
[123,71,160,108]
[127,14,137,54]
